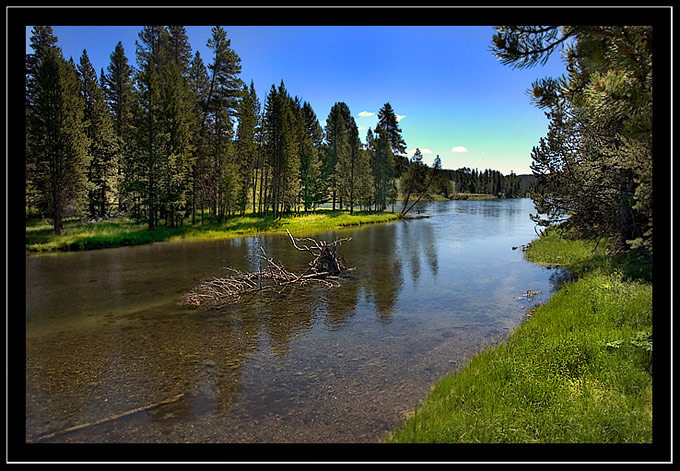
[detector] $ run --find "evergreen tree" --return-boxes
[132,25,166,230]
[262,81,300,218]
[157,29,197,227]
[26,26,58,108]
[235,81,258,215]
[376,102,408,175]
[103,41,135,215]
[187,50,211,223]
[371,127,395,211]
[28,46,90,234]
[25,26,59,216]
[492,25,653,254]
[333,103,362,213]
[78,50,119,219]
[204,26,243,221]
[355,147,375,210]
[323,103,350,211]
[299,101,324,210]
[166,25,193,77]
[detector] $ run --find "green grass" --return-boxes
[388,226,653,443]
[25,210,402,253]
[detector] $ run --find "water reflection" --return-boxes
[26,199,561,443]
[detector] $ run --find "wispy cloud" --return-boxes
[451,145,468,153]
[396,114,406,121]
[357,111,375,117]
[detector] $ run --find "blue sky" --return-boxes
[27,24,569,175]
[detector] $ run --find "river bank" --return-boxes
[387,226,653,443]
[25,210,402,253]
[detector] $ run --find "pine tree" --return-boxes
[187,50,211,223]
[376,102,407,176]
[492,25,653,254]
[154,27,199,227]
[166,25,193,77]
[25,26,59,216]
[204,26,243,221]
[78,50,119,219]
[28,46,90,234]
[299,101,324,210]
[25,26,58,108]
[371,127,395,211]
[133,25,167,230]
[324,103,350,211]
[235,82,258,215]
[262,82,300,218]
[102,41,135,215]
[332,103,362,213]
[355,147,375,210]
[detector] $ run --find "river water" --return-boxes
[25,198,564,444]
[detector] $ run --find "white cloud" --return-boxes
[396,114,406,121]
[451,145,468,153]
[357,111,375,117]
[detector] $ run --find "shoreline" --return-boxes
[387,227,653,444]
[25,210,403,255]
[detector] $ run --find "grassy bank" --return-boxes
[25,210,401,253]
[449,193,497,200]
[388,227,653,443]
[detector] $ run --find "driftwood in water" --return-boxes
[181,230,352,308]
[27,393,185,443]
[512,242,532,252]
[285,229,350,276]
[403,212,431,220]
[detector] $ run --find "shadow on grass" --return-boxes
[527,227,652,283]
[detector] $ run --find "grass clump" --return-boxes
[388,226,652,443]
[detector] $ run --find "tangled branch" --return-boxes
[180,231,353,308]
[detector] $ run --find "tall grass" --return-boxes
[388,226,653,443]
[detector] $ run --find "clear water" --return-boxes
[25,198,564,443]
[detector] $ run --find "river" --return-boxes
[25,198,565,444]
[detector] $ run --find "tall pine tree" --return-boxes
[28,45,90,234]
[492,25,653,255]
[102,41,135,215]
[78,50,119,219]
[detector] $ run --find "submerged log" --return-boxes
[402,212,431,220]
[181,231,352,308]
[27,393,185,443]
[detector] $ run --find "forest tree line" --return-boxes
[25,25,531,235]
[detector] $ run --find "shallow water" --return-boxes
[25,198,563,443]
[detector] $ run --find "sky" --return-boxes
[26,24,570,176]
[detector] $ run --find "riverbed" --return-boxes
[25,198,563,444]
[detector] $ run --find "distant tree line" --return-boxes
[26,25,529,235]
[435,167,532,198]
[492,25,654,256]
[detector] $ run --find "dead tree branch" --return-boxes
[180,231,353,308]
